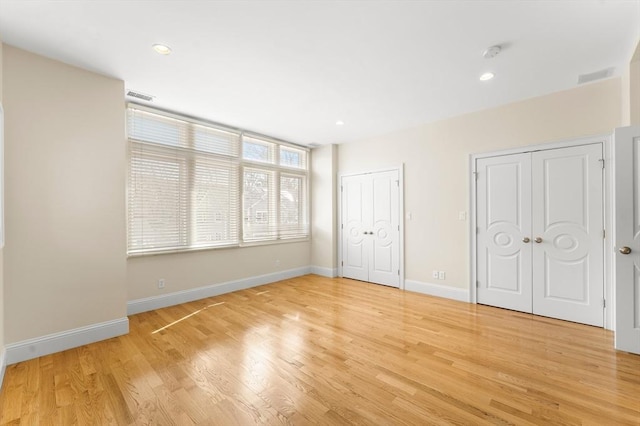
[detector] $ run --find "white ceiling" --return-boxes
[0,1,638,146]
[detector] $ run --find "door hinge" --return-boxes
[398,225,400,231]
[341,223,343,229]
[476,281,480,288]
[398,269,400,275]
[396,180,399,187]
[341,261,344,266]
[599,158,605,169]
[603,229,605,239]
[602,299,606,308]
[341,185,343,192]
[473,171,478,181]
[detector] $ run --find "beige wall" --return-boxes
[337,77,622,289]
[127,243,310,301]
[0,38,631,351]
[621,41,640,126]
[0,38,4,355]
[3,46,127,342]
[629,42,640,126]
[311,144,338,271]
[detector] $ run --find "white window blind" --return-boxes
[128,108,240,254]
[127,106,309,255]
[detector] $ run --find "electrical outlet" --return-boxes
[158,279,165,289]
[432,270,439,279]
[438,271,446,280]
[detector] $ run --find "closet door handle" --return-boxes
[619,246,632,255]
[522,237,530,243]
[534,237,543,243]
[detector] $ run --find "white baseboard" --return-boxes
[5,317,129,365]
[404,279,470,302]
[310,266,338,278]
[0,348,6,391]
[127,266,312,316]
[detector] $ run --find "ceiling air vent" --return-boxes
[577,67,614,85]
[126,90,154,102]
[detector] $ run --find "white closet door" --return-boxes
[531,144,604,327]
[476,153,533,312]
[614,126,640,354]
[369,170,400,287]
[341,170,400,288]
[342,173,370,282]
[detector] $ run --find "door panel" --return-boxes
[614,126,640,354]
[369,171,400,287]
[532,144,604,326]
[342,175,369,281]
[477,153,533,312]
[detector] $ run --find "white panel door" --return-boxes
[341,170,400,288]
[369,171,400,287]
[614,126,640,354]
[342,174,370,282]
[532,144,604,327]
[477,153,533,312]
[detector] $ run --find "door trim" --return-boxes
[338,165,405,289]
[469,134,614,330]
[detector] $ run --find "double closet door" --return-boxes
[341,170,400,288]
[476,143,604,327]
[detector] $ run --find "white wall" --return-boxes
[3,45,127,343]
[337,78,622,289]
[310,144,338,274]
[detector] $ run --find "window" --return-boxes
[127,106,309,255]
[241,135,309,242]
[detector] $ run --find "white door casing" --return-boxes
[341,170,400,288]
[476,144,604,327]
[477,153,533,312]
[532,144,604,327]
[614,126,640,354]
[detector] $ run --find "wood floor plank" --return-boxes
[1,275,639,425]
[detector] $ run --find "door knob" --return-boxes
[522,237,530,243]
[619,246,632,255]
[534,237,543,243]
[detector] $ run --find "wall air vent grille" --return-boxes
[577,67,614,85]
[126,90,154,102]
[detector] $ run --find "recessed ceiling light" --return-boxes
[479,72,495,81]
[152,44,172,55]
[336,120,345,126]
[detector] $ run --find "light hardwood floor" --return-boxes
[0,275,638,425]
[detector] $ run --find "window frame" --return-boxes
[126,104,310,257]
